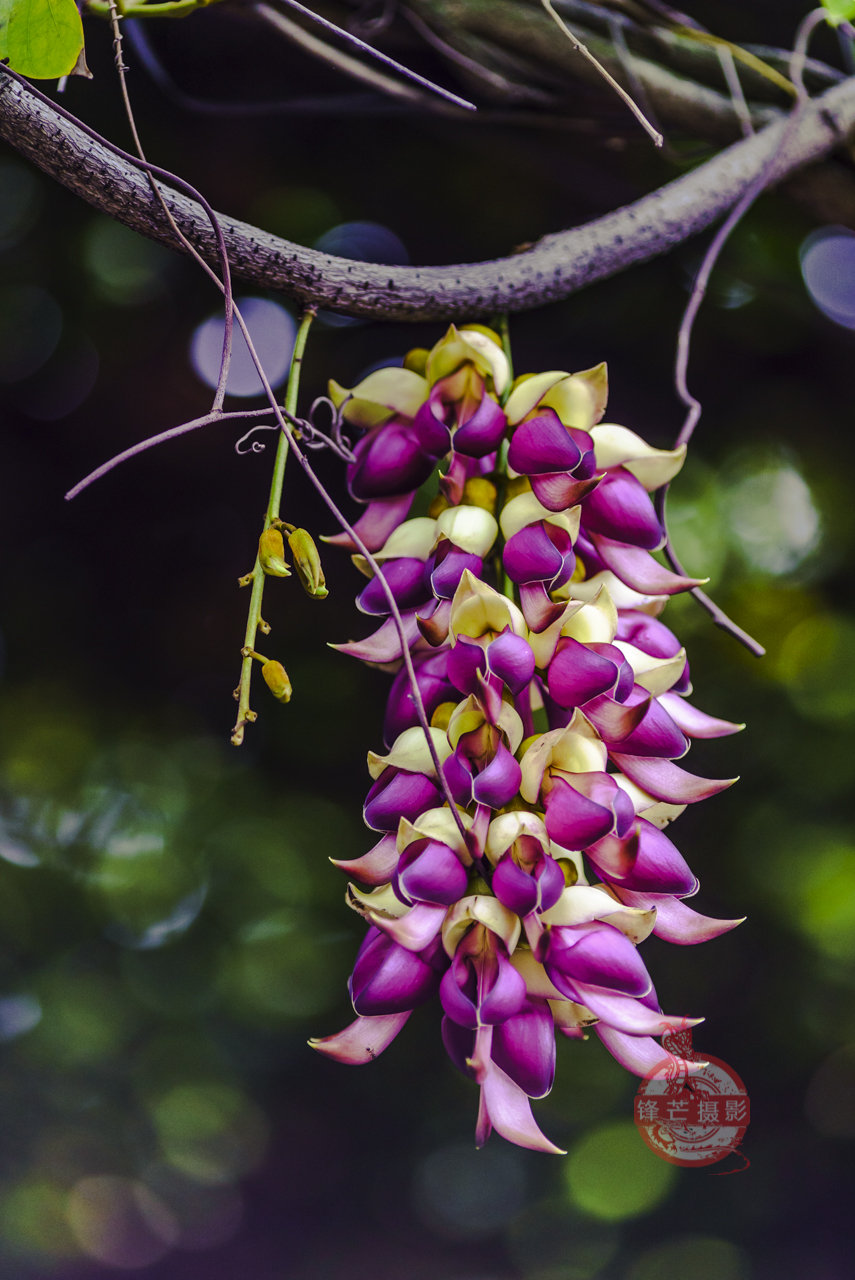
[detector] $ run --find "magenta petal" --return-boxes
[331,832,399,886]
[590,534,703,594]
[453,395,507,457]
[492,999,556,1098]
[508,410,582,474]
[333,611,421,664]
[613,887,745,944]
[658,692,744,739]
[611,699,689,760]
[472,741,522,808]
[583,693,650,743]
[479,952,528,1025]
[443,750,475,807]
[324,494,414,551]
[441,1015,476,1078]
[357,558,428,615]
[504,524,566,585]
[413,397,454,454]
[587,819,697,895]
[396,838,469,906]
[544,775,616,849]
[596,1024,704,1078]
[349,422,438,500]
[488,630,536,695]
[448,635,486,694]
[384,651,456,744]
[364,769,442,831]
[479,1059,565,1153]
[570,986,684,1035]
[416,598,452,646]
[440,955,479,1028]
[310,1011,411,1063]
[583,471,663,550]
[351,928,442,1015]
[548,638,621,709]
[545,923,651,997]
[430,546,483,600]
[373,902,448,951]
[611,754,736,803]
[492,854,539,917]
[530,472,600,513]
[520,582,567,633]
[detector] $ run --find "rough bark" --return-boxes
[1,68,854,320]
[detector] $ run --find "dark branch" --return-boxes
[1,67,854,320]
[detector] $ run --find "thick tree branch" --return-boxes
[1,67,854,320]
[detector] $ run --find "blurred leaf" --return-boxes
[822,0,855,25]
[2,0,84,79]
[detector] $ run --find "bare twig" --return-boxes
[263,0,476,110]
[540,0,663,145]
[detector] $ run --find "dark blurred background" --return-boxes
[2,2,855,1277]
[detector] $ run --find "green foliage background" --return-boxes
[1,3,855,1277]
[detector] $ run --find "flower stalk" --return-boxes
[231,308,314,745]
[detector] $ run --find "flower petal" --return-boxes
[478,1059,565,1153]
[309,1011,411,1063]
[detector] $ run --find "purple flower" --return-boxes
[312,329,742,1155]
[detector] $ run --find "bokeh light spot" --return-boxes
[65,1175,178,1269]
[565,1120,676,1220]
[0,993,42,1042]
[800,226,855,329]
[313,220,408,264]
[83,217,173,306]
[150,1082,268,1185]
[724,456,821,575]
[627,1234,751,1280]
[190,297,296,396]
[0,1178,77,1260]
[787,842,855,961]
[412,1141,526,1239]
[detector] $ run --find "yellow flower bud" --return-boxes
[262,660,292,702]
[461,477,498,513]
[287,528,328,599]
[259,528,291,577]
[427,492,451,518]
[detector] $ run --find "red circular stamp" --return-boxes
[634,1026,749,1169]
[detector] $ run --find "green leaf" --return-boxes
[822,0,855,26]
[0,0,10,62]
[4,0,84,79]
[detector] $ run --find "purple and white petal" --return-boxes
[478,1059,565,1153]
[309,1011,412,1063]
[492,999,556,1098]
[611,754,737,804]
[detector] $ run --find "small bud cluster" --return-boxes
[311,327,742,1153]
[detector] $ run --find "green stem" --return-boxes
[88,0,225,18]
[231,308,315,745]
[495,313,514,408]
[491,314,517,601]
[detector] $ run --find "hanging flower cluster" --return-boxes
[310,327,742,1153]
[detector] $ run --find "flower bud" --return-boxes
[262,660,292,702]
[287,528,328,599]
[259,528,291,577]
[461,476,498,513]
